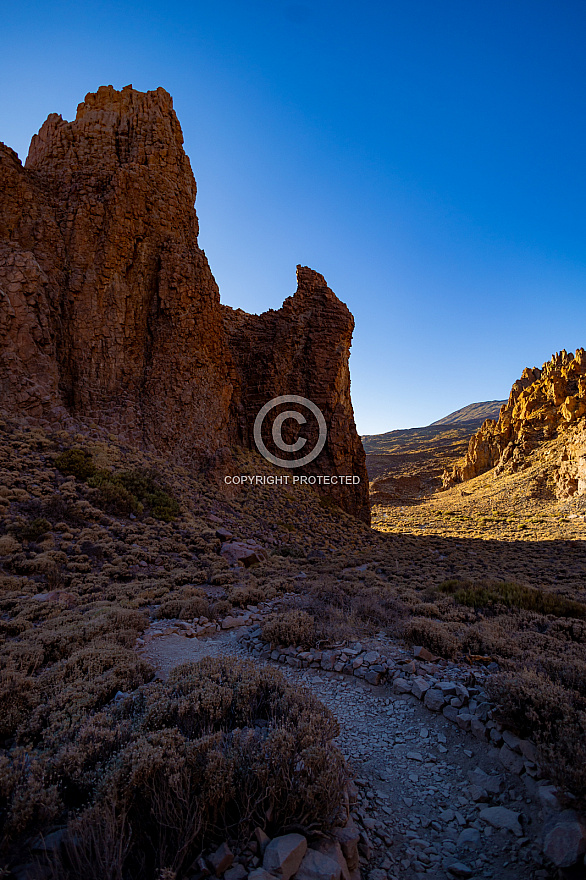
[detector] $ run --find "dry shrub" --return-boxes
[0,669,39,740]
[401,617,460,658]
[210,599,232,619]
[23,644,153,748]
[46,658,346,880]
[0,749,62,845]
[487,669,586,805]
[229,583,278,607]
[262,610,317,648]
[155,596,210,621]
[47,800,132,880]
[298,580,406,644]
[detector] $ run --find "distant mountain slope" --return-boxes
[429,400,506,426]
[361,401,505,505]
[361,424,478,504]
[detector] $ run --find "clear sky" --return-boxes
[2,1,586,433]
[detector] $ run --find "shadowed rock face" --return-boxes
[224,266,369,523]
[444,349,586,495]
[0,85,369,521]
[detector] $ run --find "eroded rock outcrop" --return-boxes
[223,266,368,522]
[0,85,368,521]
[444,349,586,496]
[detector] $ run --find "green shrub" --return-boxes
[16,517,51,542]
[54,448,180,522]
[437,579,586,620]
[54,448,97,480]
[89,471,141,516]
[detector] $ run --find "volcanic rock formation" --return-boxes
[444,349,586,497]
[0,85,368,521]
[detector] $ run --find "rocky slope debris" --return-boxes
[0,84,367,519]
[444,349,586,495]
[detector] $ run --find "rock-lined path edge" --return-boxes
[140,625,563,880]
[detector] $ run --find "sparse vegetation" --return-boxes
[436,578,586,619]
[55,448,180,521]
[2,417,586,872]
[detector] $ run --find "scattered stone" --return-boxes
[263,834,307,880]
[224,866,247,880]
[423,689,445,711]
[255,827,271,856]
[333,818,360,871]
[542,809,586,868]
[413,646,434,662]
[446,862,473,878]
[208,842,234,876]
[457,828,481,849]
[295,849,341,880]
[479,806,523,836]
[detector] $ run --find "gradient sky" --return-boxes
[2,1,586,433]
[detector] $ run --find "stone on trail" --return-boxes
[333,817,360,870]
[479,806,523,836]
[411,676,431,699]
[446,861,474,878]
[221,615,250,629]
[249,871,278,880]
[263,834,307,880]
[542,809,586,868]
[294,849,341,880]
[423,688,445,711]
[208,842,234,875]
[224,866,247,880]
[413,645,435,661]
[468,767,503,795]
[313,840,350,880]
[457,827,481,849]
[255,827,271,856]
[393,678,411,694]
[498,743,525,775]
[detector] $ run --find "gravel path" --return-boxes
[140,630,554,880]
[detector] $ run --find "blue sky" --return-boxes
[2,1,586,433]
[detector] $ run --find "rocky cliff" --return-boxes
[0,85,368,521]
[444,349,586,497]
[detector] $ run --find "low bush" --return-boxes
[487,669,586,805]
[261,610,316,647]
[229,583,278,607]
[401,617,460,658]
[15,517,51,543]
[437,579,586,619]
[155,596,210,621]
[55,448,180,522]
[41,658,346,880]
[54,448,97,481]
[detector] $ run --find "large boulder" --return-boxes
[263,834,307,880]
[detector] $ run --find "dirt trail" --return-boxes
[140,630,553,880]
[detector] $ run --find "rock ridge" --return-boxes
[444,349,586,496]
[0,85,368,521]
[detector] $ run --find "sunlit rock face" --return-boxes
[444,348,586,498]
